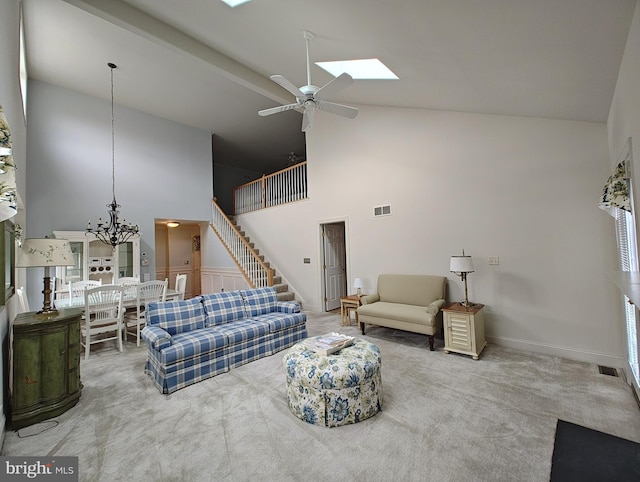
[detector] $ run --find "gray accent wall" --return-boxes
[25,80,214,302]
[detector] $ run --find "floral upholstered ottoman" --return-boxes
[283,337,382,427]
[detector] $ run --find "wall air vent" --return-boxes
[374,204,392,217]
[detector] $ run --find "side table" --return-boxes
[340,295,362,326]
[442,302,486,360]
[10,308,83,429]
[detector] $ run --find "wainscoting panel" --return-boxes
[157,267,195,299]
[201,267,249,294]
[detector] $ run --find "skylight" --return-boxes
[220,0,252,7]
[315,58,398,80]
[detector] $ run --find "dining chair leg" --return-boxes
[117,325,123,352]
[84,331,90,361]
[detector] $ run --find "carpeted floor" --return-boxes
[2,311,640,481]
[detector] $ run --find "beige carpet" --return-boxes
[2,311,639,481]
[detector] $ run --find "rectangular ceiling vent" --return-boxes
[374,204,392,217]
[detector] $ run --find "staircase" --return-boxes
[210,199,296,303]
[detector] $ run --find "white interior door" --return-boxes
[322,222,346,311]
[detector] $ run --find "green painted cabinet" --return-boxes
[10,308,83,429]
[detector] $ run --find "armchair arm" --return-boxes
[427,298,446,315]
[141,325,172,351]
[361,294,380,305]
[276,301,301,314]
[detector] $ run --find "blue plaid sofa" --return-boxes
[140,287,307,394]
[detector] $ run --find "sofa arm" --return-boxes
[141,325,172,351]
[276,301,301,313]
[361,294,380,305]
[427,298,446,315]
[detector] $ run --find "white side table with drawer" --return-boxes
[442,302,486,360]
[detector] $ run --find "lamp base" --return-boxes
[34,308,60,320]
[460,300,477,308]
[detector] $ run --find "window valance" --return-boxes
[599,160,631,216]
[0,105,16,222]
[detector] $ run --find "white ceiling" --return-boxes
[22,0,637,172]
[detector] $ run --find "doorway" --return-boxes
[320,221,347,311]
[154,220,203,298]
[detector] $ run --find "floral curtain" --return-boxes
[0,105,17,221]
[599,160,631,217]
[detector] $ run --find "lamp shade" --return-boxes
[353,277,364,290]
[17,238,75,267]
[450,255,474,273]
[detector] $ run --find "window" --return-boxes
[0,221,15,305]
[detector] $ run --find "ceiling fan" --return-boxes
[259,30,359,132]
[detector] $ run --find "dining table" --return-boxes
[54,288,181,309]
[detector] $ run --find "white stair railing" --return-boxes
[210,199,273,288]
[234,162,307,215]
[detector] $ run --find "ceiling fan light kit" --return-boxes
[259,30,358,132]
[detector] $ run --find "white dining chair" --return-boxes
[16,286,30,313]
[124,279,167,346]
[117,276,140,299]
[175,273,187,300]
[82,285,124,360]
[70,279,102,299]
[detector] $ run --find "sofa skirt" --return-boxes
[145,348,229,394]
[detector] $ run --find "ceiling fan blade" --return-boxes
[258,103,300,117]
[302,108,315,132]
[315,72,354,100]
[318,101,359,119]
[270,75,304,99]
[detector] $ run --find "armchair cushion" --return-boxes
[147,297,206,336]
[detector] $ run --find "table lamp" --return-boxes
[354,277,364,296]
[450,250,475,307]
[17,238,74,317]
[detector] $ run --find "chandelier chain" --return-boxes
[86,62,140,247]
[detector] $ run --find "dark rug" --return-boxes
[550,419,640,481]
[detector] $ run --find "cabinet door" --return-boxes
[67,321,80,393]
[117,238,140,280]
[40,328,67,400]
[12,334,43,409]
[448,313,473,352]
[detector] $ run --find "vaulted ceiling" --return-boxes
[23,0,637,172]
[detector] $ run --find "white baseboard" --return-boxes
[487,335,625,367]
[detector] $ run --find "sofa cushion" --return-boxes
[377,274,445,306]
[214,319,270,344]
[147,298,206,336]
[159,328,227,365]
[201,291,246,326]
[357,301,436,327]
[241,287,278,317]
[252,312,307,333]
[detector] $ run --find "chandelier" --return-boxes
[86,62,140,247]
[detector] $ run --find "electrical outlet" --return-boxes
[489,256,499,266]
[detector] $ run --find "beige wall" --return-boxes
[237,104,621,366]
